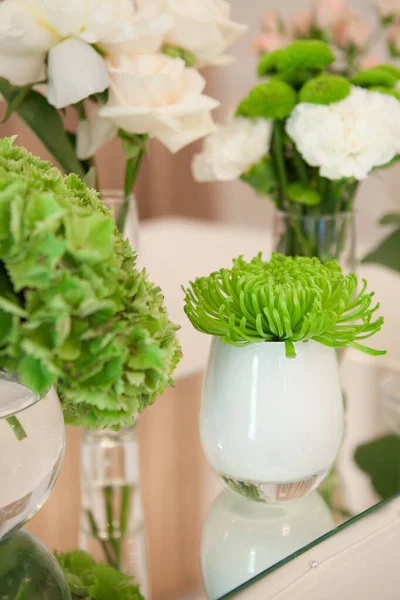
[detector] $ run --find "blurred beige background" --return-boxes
[1,1,399,599]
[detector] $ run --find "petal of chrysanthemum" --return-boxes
[47,38,110,109]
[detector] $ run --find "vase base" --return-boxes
[219,471,328,504]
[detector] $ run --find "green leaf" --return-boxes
[355,435,400,499]
[2,83,34,123]
[240,156,277,196]
[237,80,297,120]
[287,182,321,206]
[0,78,84,176]
[362,229,400,272]
[299,75,351,105]
[380,213,400,226]
[162,44,196,67]
[351,66,398,88]
[83,167,97,189]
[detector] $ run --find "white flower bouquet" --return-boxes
[193,40,400,261]
[0,0,246,231]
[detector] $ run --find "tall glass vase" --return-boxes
[78,191,149,593]
[273,210,357,271]
[79,426,150,597]
[102,189,140,250]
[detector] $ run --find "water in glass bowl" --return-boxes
[0,375,65,539]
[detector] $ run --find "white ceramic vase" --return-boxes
[201,339,344,503]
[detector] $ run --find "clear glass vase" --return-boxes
[0,530,70,599]
[273,210,357,271]
[79,426,150,597]
[102,190,139,250]
[0,373,65,539]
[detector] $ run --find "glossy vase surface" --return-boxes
[201,339,344,503]
[0,374,65,539]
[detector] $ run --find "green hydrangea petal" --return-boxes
[237,80,297,120]
[299,75,351,105]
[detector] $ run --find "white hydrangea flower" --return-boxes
[192,118,273,182]
[286,87,400,181]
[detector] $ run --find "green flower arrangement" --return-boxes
[0,137,181,429]
[183,253,385,358]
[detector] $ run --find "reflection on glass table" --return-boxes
[196,356,400,600]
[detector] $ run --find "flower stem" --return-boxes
[117,149,146,234]
[104,486,121,569]
[15,578,31,600]
[6,416,27,441]
[87,509,118,569]
[272,121,288,210]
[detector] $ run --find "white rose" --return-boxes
[192,118,273,182]
[137,0,248,66]
[286,87,400,181]
[0,0,171,108]
[98,53,219,153]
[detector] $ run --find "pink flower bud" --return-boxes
[359,55,380,70]
[252,32,290,54]
[290,10,313,37]
[378,0,399,19]
[315,0,347,29]
[388,24,400,52]
[333,13,371,48]
[262,11,281,32]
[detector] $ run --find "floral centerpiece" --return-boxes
[183,253,385,502]
[0,137,181,586]
[0,0,246,231]
[192,40,400,266]
[253,0,400,76]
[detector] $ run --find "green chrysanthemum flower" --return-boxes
[258,40,335,76]
[0,137,181,429]
[299,75,351,105]
[183,253,385,358]
[351,66,399,88]
[236,80,297,120]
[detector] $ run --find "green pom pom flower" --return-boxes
[299,75,351,105]
[236,80,297,120]
[351,66,399,88]
[183,253,385,359]
[370,86,400,101]
[258,41,334,76]
[0,138,181,429]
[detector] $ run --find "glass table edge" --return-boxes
[218,492,400,600]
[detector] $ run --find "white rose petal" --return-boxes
[77,113,118,160]
[47,38,110,109]
[137,0,247,66]
[286,87,400,181]
[99,53,219,153]
[192,118,273,182]
[0,0,148,107]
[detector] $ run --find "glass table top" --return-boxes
[198,357,400,600]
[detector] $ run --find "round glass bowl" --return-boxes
[0,373,65,539]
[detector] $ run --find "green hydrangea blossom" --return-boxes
[56,551,144,600]
[299,75,351,105]
[258,40,335,76]
[183,253,385,358]
[0,138,181,429]
[236,80,297,120]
